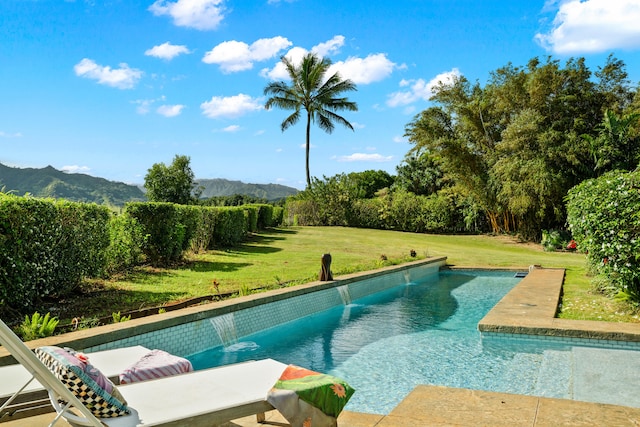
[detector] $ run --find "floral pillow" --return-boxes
[35,346,129,418]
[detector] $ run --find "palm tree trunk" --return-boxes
[306,111,312,188]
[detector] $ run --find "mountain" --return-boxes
[0,163,145,206]
[196,178,298,201]
[0,164,298,205]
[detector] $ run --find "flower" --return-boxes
[330,383,347,398]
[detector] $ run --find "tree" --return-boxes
[144,155,198,205]
[587,109,640,173]
[394,153,445,196]
[264,53,358,188]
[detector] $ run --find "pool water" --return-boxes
[188,271,638,414]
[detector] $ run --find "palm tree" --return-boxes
[264,53,358,188]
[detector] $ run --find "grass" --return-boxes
[50,226,639,325]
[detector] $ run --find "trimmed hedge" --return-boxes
[125,202,187,265]
[0,194,110,309]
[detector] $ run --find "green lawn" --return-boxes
[65,227,638,325]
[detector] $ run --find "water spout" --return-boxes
[403,271,411,284]
[210,313,238,347]
[337,285,352,305]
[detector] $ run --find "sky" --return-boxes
[2,0,640,190]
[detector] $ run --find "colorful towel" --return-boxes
[267,365,355,427]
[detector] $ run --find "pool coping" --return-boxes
[478,267,640,342]
[0,256,447,366]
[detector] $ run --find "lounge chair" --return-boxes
[1,345,151,396]
[0,318,288,426]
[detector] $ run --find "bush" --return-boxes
[125,202,187,265]
[566,170,640,301]
[0,195,110,309]
[210,207,247,247]
[105,212,145,275]
[244,205,259,233]
[272,206,284,227]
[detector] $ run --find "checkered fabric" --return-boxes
[35,346,129,418]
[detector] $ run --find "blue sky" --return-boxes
[2,0,640,190]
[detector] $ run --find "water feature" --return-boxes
[336,285,352,305]
[189,271,640,414]
[209,313,237,347]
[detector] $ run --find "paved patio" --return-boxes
[3,267,640,426]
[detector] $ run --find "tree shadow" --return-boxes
[188,260,253,273]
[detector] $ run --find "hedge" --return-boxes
[0,194,110,309]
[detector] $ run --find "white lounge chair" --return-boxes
[0,318,288,427]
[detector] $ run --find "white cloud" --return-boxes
[145,42,191,60]
[132,96,165,114]
[74,58,142,89]
[62,165,90,174]
[329,53,395,84]
[351,122,366,129]
[200,94,263,118]
[203,36,292,73]
[535,0,640,54]
[260,46,307,80]
[311,35,345,57]
[0,131,22,138]
[223,125,241,132]
[157,104,185,117]
[149,0,225,30]
[387,68,461,107]
[336,153,394,162]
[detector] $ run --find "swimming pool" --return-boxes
[188,270,640,414]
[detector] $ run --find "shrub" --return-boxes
[272,206,284,226]
[0,195,110,309]
[125,202,187,265]
[105,212,145,275]
[210,207,247,247]
[566,170,640,301]
[18,312,59,341]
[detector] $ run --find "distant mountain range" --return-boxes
[196,178,298,201]
[0,164,298,206]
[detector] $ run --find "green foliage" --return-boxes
[264,53,358,188]
[405,55,638,239]
[112,311,131,323]
[566,170,640,301]
[345,170,394,199]
[144,154,197,205]
[0,194,110,309]
[244,206,259,233]
[272,206,284,226]
[586,109,640,173]
[394,153,446,196]
[125,202,187,265]
[210,207,247,247]
[541,229,571,252]
[18,312,59,340]
[105,212,146,275]
[183,206,217,254]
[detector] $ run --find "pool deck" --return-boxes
[3,267,640,426]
